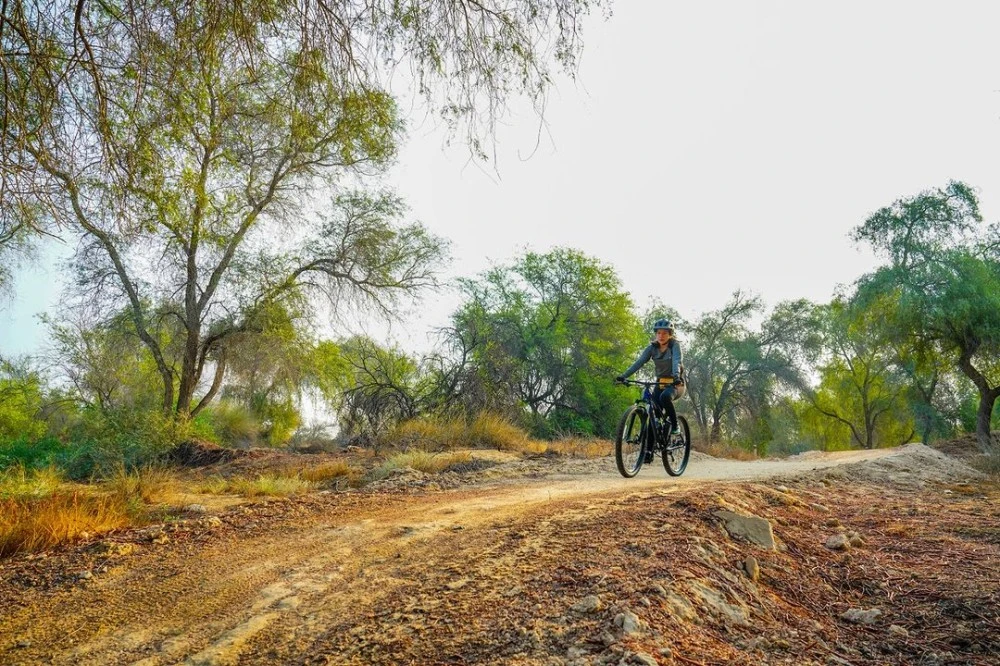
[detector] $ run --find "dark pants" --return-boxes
[652,385,677,430]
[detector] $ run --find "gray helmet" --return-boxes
[651,318,673,333]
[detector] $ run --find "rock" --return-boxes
[639,597,651,607]
[614,611,642,635]
[445,578,469,590]
[631,652,658,666]
[663,592,699,622]
[743,555,760,582]
[93,541,136,557]
[77,570,93,580]
[848,533,865,548]
[657,646,673,658]
[648,584,667,597]
[202,516,223,528]
[888,624,909,637]
[599,631,616,647]
[571,595,603,613]
[714,510,777,550]
[566,646,589,659]
[825,517,841,528]
[775,485,790,493]
[840,608,882,625]
[811,503,831,513]
[825,534,850,551]
[686,580,749,626]
[184,504,208,513]
[16,640,31,649]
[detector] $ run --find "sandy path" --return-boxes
[0,446,911,666]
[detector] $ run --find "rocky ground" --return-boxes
[0,444,997,666]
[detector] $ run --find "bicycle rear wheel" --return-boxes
[663,415,691,476]
[615,405,647,478]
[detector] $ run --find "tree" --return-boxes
[853,181,1000,452]
[449,248,643,437]
[3,3,453,419]
[684,292,817,445]
[806,297,914,450]
[0,356,46,442]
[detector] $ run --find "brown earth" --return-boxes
[1,445,997,666]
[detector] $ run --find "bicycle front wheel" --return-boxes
[663,415,692,476]
[615,405,647,478]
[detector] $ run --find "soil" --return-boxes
[1,444,996,666]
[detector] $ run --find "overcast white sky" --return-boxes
[2,0,999,356]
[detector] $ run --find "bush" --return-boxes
[0,465,65,500]
[374,450,473,478]
[204,401,260,447]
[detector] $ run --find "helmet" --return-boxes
[651,318,673,333]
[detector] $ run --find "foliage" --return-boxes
[853,181,1000,451]
[448,248,644,437]
[805,297,915,449]
[684,292,819,445]
[0,358,47,442]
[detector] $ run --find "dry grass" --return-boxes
[375,450,474,478]
[545,437,611,458]
[0,465,65,500]
[0,492,137,557]
[696,441,759,461]
[297,459,361,484]
[199,474,314,497]
[386,414,549,455]
[106,464,180,504]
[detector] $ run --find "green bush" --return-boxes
[204,401,259,446]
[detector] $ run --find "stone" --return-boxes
[775,485,790,493]
[714,510,777,550]
[840,608,882,625]
[825,517,841,528]
[648,584,667,597]
[686,580,749,626]
[848,534,865,548]
[571,595,603,613]
[566,646,589,659]
[184,504,208,513]
[631,652,658,666]
[888,624,909,637]
[614,611,642,635]
[16,640,31,649]
[811,503,831,513]
[202,516,223,528]
[77,570,93,580]
[743,555,760,582]
[657,646,673,658]
[825,534,850,551]
[663,591,699,622]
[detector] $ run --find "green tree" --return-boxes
[685,292,817,445]
[450,248,643,437]
[806,297,914,449]
[853,181,1000,452]
[0,357,46,442]
[2,3,449,418]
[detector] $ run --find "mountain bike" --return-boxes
[614,379,691,478]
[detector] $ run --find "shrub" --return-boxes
[106,464,179,504]
[546,437,610,458]
[206,401,260,447]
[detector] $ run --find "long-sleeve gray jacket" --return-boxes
[622,339,682,379]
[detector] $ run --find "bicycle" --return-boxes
[613,379,691,478]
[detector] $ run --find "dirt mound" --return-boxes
[811,443,983,486]
[932,433,1000,460]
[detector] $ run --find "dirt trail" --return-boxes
[0,445,984,666]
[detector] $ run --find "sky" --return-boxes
[2,0,999,357]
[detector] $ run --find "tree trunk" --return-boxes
[975,390,998,453]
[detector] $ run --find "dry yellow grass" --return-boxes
[696,441,758,461]
[545,437,611,458]
[226,475,315,497]
[0,492,136,557]
[386,414,550,455]
[298,459,360,483]
[107,464,180,504]
[376,450,473,477]
[0,465,65,500]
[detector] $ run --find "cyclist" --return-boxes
[616,319,684,443]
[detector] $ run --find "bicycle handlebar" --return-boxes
[615,378,661,387]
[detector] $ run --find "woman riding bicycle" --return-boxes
[616,319,684,437]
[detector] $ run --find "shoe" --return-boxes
[644,450,655,464]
